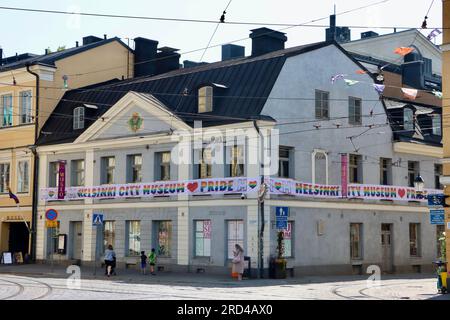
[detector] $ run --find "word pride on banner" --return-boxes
[41,177,260,201]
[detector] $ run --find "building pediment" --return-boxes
[75,91,191,143]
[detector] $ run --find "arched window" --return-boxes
[311,149,328,185]
[198,86,213,113]
[403,108,414,131]
[73,106,85,130]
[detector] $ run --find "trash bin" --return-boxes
[433,260,448,294]
[243,256,251,279]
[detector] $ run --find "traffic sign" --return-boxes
[45,209,58,221]
[46,220,58,228]
[276,207,289,218]
[276,219,288,230]
[428,194,446,207]
[92,213,104,226]
[430,209,445,225]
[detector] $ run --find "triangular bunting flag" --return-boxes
[331,74,346,84]
[394,47,414,56]
[356,69,367,74]
[432,90,443,99]
[373,84,385,95]
[344,79,359,86]
[402,88,418,100]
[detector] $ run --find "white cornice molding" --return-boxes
[393,141,443,158]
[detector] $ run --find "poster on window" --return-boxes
[203,220,211,239]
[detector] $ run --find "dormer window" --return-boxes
[432,114,442,136]
[73,106,85,130]
[198,86,213,113]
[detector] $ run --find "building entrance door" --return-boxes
[8,222,29,256]
[381,224,393,273]
[71,222,83,260]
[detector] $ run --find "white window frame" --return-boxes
[198,86,213,113]
[404,108,414,131]
[432,114,442,136]
[49,161,59,188]
[17,160,30,193]
[19,90,33,124]
[71,159,85,187]
[194,220,211,257]
[227,220,244,259]
[1,93,13,127]
[0,162,10,193]
[349,96,362,125]
[101,156,115,185]
[73,107,85,130]
[311,149,328,185]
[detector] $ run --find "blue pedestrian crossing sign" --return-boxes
[92,213,104,226]
[276,207,289,218]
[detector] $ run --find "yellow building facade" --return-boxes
[0,37,133,258]
[443,0,450,267]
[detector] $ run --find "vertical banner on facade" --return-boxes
[341,154,348,198]
[57,161,66,200]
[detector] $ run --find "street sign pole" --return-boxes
[93,225,97,276]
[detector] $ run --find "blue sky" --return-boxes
[0,0,443,63]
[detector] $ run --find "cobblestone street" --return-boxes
[0,265,448,300]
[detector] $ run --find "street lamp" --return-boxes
[414,175,425,193]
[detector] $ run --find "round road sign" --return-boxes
[45,209,58,221]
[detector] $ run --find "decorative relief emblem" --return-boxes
[128,112,143,133]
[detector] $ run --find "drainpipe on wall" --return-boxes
[26,63,39,262]
[253,120,265,278]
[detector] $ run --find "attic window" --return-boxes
[73,106,85,130]
[198,86,213,113]
[403,108,414,131]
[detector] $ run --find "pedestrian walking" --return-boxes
[232,244,244,281]
[104,245,116,277]
[149,248,157,275]
[140,251,147,275]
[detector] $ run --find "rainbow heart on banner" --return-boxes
[275,182,282,190]
[398,188,406,198]
[248,181,258,189]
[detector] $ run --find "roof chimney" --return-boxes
[250,28,287,56]
[155,47,180,75]
[0,48,3,65]
[222,44,245,61]
[361,31,379,39]
[133,37,159,77]
[75,41,79,47]
[82,35,103,46]
[104,34,107,40]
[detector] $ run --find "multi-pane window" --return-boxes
[404,108,414,131]
[19,91,32,124]
[155,152,171,181]
[409,223,421,256]
[349,154,362,184]
[432,114,442,136]
[0,163,9,193]
[408,161,420,188]
[156,221,172,257]
[380,158,392,185]
[195,220,211,257]
[17,161,29,193]
[1,94,13,127]
[73,107,85,130]
[71,160,85,186]
[127,154,142,183]
[101,157,115,185]
[283,222,293,258]
[198,86,213,113]
[348,97,362,125]
[198,148,212,179]
[49,162,59,188]
[103,221,115,253]
[229,145,244,177]
[227,220,244,259]
[315,90,329,119]
[350,223,363,260]
[435,164,443,190]
[278,147,290,178]
[126,221,141,256]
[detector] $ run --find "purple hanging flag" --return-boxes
[427,28,442,41]
[331,74,345,84]
[373,84,385,95]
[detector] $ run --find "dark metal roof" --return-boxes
[38,41,335,146]
[0,37,130,72]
